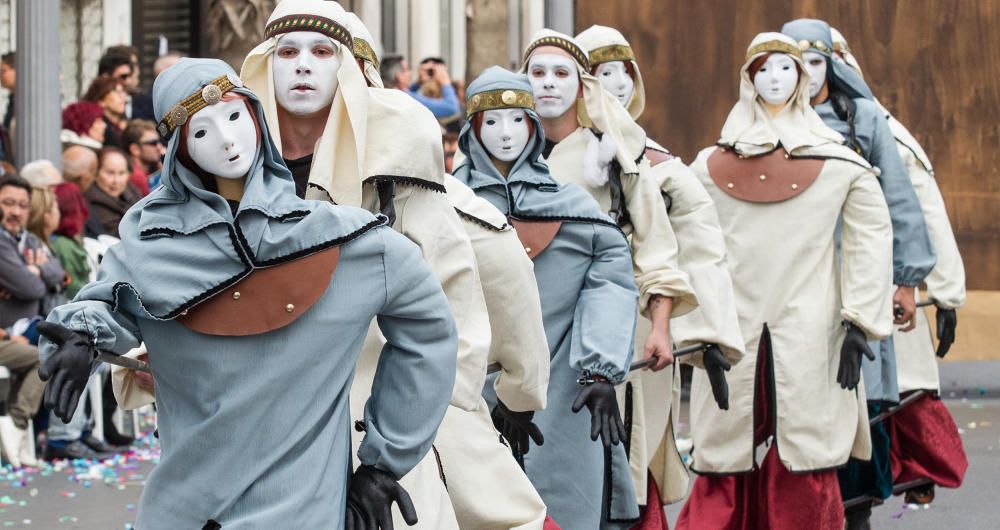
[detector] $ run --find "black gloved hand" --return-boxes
[571,379,626,448]
[345,464,417,530]
[935,307,957,358]
[492,400,544,456]
[837,321,875,390]
[702,345,732,410]
[37,322,96,422]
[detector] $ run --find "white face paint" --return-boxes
[273,31,341,117]
[479,108,530,162]
[752,53,799,106]
[185,97,257,179]
[801,51,828,99]
[527,53,579,118]
[594,61,634,107]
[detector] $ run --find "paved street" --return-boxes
[0,396,995,528]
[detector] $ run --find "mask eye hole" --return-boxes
[194,130,207,139]
[485,119,496,126]
[229,111,240,121]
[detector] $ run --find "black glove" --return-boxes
[492,400,544,456]
[571,379,626,448]
[702,345,732,410]
[345,464,417,530]
[935,308,957,358]
[837,321,875,390]
[37,322,96,422]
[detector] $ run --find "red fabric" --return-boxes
[676,448,844,530]
[888,392,967,490]
[129,166,151,196]
[676,329,844,530]
[542,515,561,530]
[632,471,669,530]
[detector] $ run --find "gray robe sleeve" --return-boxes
[42,298,144,364]
[569,224,639,385]
[357,229,458,480]
[859,99,936,286]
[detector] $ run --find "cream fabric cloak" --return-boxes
[688,33,893,474]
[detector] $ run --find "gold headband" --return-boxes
[466,89,535,117]
[745,40,804,62]
[524,36,591,71]
[587,44,635,67]
[264,14,353,51]
[353,37,379,69]
[157,74,242,139]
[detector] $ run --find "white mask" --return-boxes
[185,97,257,179]
[752,53,799,106]
[273,32,341,117]
[801,51,828,99]
[479,108,531,162]
[594,61,634,107]
[527,53,579,118]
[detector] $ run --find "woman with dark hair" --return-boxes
[60,101,106,151]
[84,147,140,238]
[82,76,128,148]
[49,183,91,299]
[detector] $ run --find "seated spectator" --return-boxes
[61,102,106,151]
[50,184,90,299]
[0,331,43,467]
[0,52,14,163]
[103,46,154,121]
[0,175,67,329]
[121,120,163,195]
[381,54,460,119]
[61,145,98,192]
[19,160,63,188]
[82,77,128,148]
[83,147,139,238]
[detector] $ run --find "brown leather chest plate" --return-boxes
[177,247,341,336]
[644,147,675,167]
[511,219,562,260]
[707,147,824,203]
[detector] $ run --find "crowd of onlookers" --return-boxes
[0,45,182,467]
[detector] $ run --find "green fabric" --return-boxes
[49,235,90,299]
[839,402,894,501]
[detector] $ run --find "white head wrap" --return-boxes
[521,29,646,176]
[575,24,646,119]
[240,0,370,207]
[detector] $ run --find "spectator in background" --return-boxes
[380,54,460,119]
[0,330,43,468]
[121,120,162,195]
[153,51,183,78]
[0,175,66,329]
[82,77,128,148]
[84,147,139,238]
[1,52,15,163]
[104,46,155,121]
[19,160,62,189]
[27,186,59,250]
[50,183,91,299]
[60,101,106,151]
[442,119,462,173]
[61,146,98,193]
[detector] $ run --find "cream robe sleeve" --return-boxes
[653,158,746,366]
[624,163,697,318]
[391,183,491,412]
[903,149,966,309]
[443,176,549,412]
[840,169,895,341]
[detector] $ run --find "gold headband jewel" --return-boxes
[467,89,535,117]
[745,40,804,61]
[524,36,591,71]
[157,74,241,139]
[796,39,831,54]
[587,44,635,67]
[264,14,353,51]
